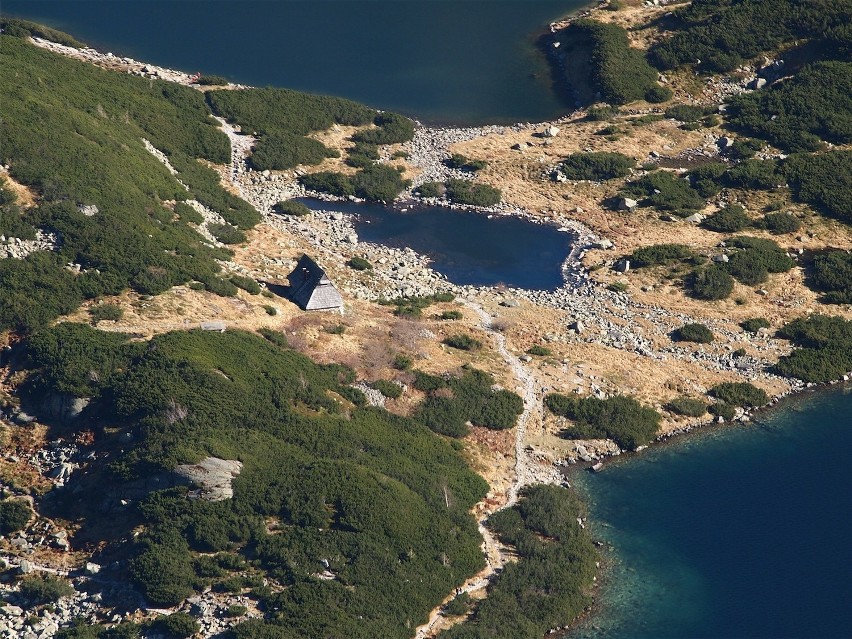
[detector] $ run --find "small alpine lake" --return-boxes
[298,198,574,290]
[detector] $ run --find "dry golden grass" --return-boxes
[0,423,53,494]
[0,168,38,208]
[451,114,704,220]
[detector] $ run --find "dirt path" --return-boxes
[413,301,552,638]
[465,302,545,508]
[212,116,254,187]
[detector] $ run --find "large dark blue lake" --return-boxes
[4,0,586,125]
[300,198,572,289]
[570,388,852,639]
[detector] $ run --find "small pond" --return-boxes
[298,198,574,291]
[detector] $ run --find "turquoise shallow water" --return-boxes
[570,388,852,639]
[4,0,586,125]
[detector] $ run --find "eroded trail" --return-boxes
[413,301,550,638]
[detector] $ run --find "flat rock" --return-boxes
[616,197,638,212]
[174,457,243,501]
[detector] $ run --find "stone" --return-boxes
[500,299,520,308]
[545,126,560,137]
[41,393,90,423]
[13,411,36,425]
[616,197,638,212]
[711,254,729,263]
[174,457,243,501]
[684,213,704,224]
[614,259,630,273]
[77,204,98,217]
[18,560,35,574]
[51,463,75,485]
[85,562,101,575]
[718,137,735,149]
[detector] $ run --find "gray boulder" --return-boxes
[41,393,90,424]
[77,204,99,217]
[617,197,638,212]
[174,457,243,501]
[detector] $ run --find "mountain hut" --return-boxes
[287,254,344,312]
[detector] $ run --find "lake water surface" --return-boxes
[4,0,587,125]
[570,388,852,639]
[299,198,572,290]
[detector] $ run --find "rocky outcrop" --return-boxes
[173,457,243,501]
[39,393,90,424]
[0,230,58,260]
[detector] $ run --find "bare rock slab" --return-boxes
[174,457,243,501]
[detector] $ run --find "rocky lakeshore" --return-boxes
[218,122,801,400]
[186,85,826,472]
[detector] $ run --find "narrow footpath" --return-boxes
[413,300,553,638]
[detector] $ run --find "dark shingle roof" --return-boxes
[288,255,343,311]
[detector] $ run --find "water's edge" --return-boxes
[563,385,852,639]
